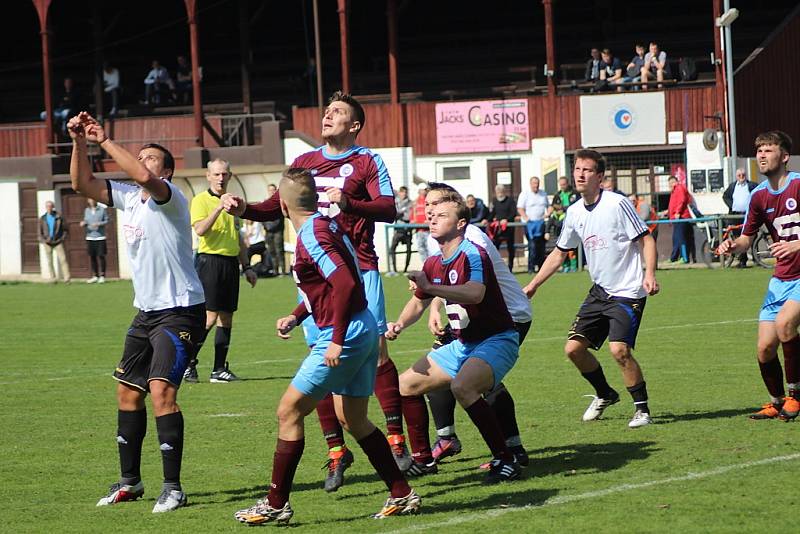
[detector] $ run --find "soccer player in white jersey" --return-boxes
[68,112,205,513]
[524,149,659,428]
[423,183,532,468]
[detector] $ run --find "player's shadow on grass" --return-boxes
[654,408,754,423]
[528,440,658,478]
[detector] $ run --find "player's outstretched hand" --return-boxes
[770,240,800,259]
[244,268,258,288]
[324,342,342,367]
[66,115,84,140]
[406,271,429,292]
[276,315,297,339]
[221,193,245,216]
[385,322,403,341]
[428,312,445,337]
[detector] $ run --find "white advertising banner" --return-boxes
[579,92,666,147]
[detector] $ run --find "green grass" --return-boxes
[1,267,796,532]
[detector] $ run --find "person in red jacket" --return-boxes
[410,185,430,263]
[667,176,692,263]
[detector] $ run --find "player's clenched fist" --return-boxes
[276,315,297,339]
[385,322,403,340]
[716,238,736,256]
[220,193,245,216]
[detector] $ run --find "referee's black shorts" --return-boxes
[196,253,240,312]
[568,284,646,350]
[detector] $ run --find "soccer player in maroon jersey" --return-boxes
[221,92,412,489]
[386,193,523,484]
[718,131,800,421]
[234,169,419,525]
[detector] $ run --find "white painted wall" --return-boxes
[0,182,22,275]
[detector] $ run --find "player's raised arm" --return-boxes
[68,113,111,205]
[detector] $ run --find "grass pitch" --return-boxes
[1,267,796,533]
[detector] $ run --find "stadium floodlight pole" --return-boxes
[717,2,739,182]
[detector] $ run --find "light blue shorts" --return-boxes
[291,308,379,399]
[301,314,320,347]
[759,277,800,322]
[429,329,519,389]
[362,269,388,334]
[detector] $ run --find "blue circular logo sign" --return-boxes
[609,104,636,136]
[614,109,633,129]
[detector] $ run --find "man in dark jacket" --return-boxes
[38,200,71,282]
[722,168,758,267]
[466,194,490,226]
[489,184,518,272]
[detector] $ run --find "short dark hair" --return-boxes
[574,149,606,173]
[755,130,793,154]
[398,186,408,193]
[426,182,458,193]
[602,48,612,56]
[140,143,175,173]
[668,175,678,182]
[329,91,365,136]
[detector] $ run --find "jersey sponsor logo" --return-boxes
[315,176,346,189]
[448,270,458,284]
[773,213,800,238]
[787,198,797,211]
[583,234,608,251]
[123,224,145,244]
[445,303,470,330]
[339,163,354,177]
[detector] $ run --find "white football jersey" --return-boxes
[109,180,205,311]
[428,224,532,322]
[557,190,649,299]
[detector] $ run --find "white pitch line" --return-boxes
[390,318,757,355]
[388,453,800,533]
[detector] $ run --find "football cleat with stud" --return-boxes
[323,446,354,492]
[582,391,620,421]
[749,401,782,420]
[431,436,462,463]
[484,458,522,484]
[210,362,240,383]
[372,490,422,519]
[235,499,294,525]
[779,396,800,422]
[628,410,652,428]
[152,489,187,513]
[96,481,144,506]
[403,460,438,477]
[183,364,199,383]
[387,434,413,472]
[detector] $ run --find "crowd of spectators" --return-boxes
[584,41,672,92]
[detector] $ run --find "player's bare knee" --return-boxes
[275,401,301,427]
[610,344,632,363]
[398,371,419,396]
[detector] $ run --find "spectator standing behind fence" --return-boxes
[490,184,518,272]
[38,200,71,283]
[389,186,413,275]
[598,49,623,91]
[466,194,489,227]
[81,197,108,283]
[103,62,121,116]
[411,185,430,263]
[517,177,549,273]
[641,42,671,90]
[143,60,173,105]
[174,55,194,105]
[549,176,580,272]
[722,168,758,268]
[667,176,692,263]
[629,193,658,243]
[263,184,287,275]
[41,77,81,136]
[602,176,627,196]
[584,48,602,83]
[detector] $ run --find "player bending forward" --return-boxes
[718,131,800,421]
[387,192,523,484]
[524,149,659,428]
[234,169,419,525]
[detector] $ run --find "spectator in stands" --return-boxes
[143,59,173,105]
[81,197,108,283]
[174,55,193,104]
[466,194,489,226]
[598,48,624,91]
[722,168,758,267]
[667,176,692,263]
[584,48,602,83]
[263,184,286,275]
[103,62,121,116]
[517,177,549,273]
[410,185,430,263]
[623,44,647,88]
[389,186,413,275]
[38,200,71,283]
[629,193,658,242]
[490,184,518,272]
[641,42,671,90]
[549,176,580,272]
[41,77,81,136]
[602,176,627,196]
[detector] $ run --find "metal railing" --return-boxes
[220,113,275,147]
